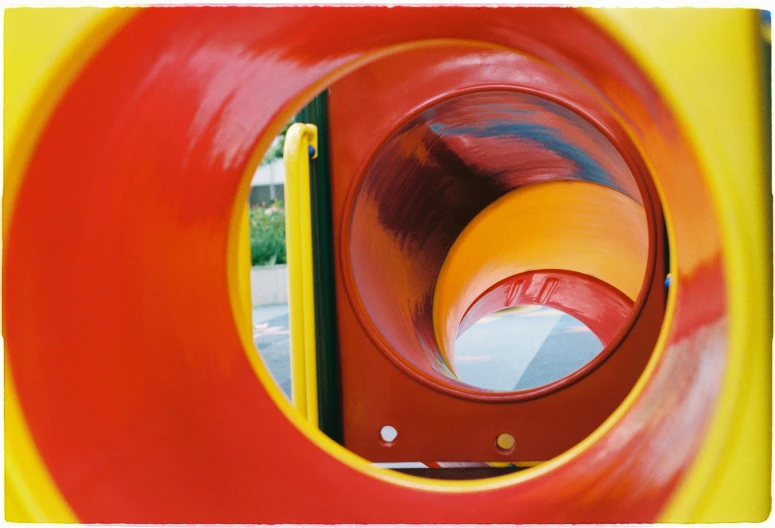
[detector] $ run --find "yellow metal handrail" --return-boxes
[283,123,319,425]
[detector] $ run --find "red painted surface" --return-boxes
[5,7,726,524]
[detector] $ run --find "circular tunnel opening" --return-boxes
[346,89,658,398]
[454,305,605,392]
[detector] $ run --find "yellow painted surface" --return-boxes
[433,181,648,369]
[235,204,253,334]
[5,367,78,522]
[587,8,771,522]
[283,123,320,425]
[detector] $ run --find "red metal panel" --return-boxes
[329,46,665,459]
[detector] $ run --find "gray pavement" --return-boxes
[454,306,603,391]
[252,304,291,398]
[252,303,604,398]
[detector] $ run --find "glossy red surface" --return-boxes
[346,88,645,381]
[330,45,664,458]
[5,7,726,524]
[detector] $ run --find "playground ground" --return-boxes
[251,303,602,398]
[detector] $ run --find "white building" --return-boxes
[249,158,285,206]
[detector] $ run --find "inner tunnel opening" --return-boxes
[246,46,668,481]
[453,305,604,392]
[335,81,666,478]
[347,89,654,396]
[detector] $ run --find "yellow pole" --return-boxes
[283,123,319,425]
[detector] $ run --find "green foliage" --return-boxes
[249,201,286,266]
[250,118,293,265]
[260,120,294,166]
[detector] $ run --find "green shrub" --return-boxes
[260,121,293,166]
[249,201,286,266]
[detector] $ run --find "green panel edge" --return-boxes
[297,92,344,443]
